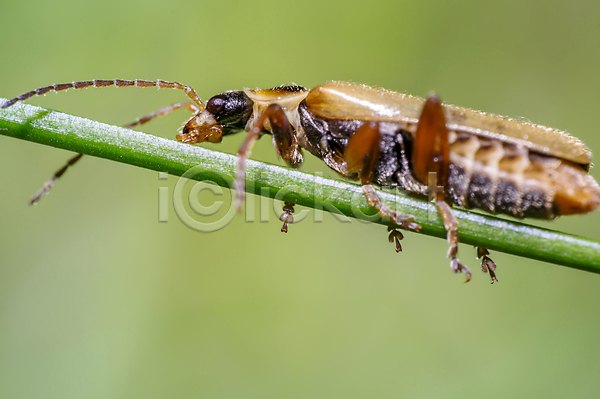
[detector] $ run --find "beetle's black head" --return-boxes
[177,90,253,143]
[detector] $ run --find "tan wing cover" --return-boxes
[305,81,592,165]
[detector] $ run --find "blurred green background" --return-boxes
[1,0,600,398]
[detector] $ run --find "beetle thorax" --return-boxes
[243,89,309,136]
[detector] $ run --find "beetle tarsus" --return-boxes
[477,247,498,283]
[362,184,421,232]
[436,199,472,282]
[387,226,404,252]
[280,202,295,233]
[394,214,421,232]
[449,253,472,283]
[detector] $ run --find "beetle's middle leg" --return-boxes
[345,121,421,234]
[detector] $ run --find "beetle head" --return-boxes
[177,90,253,144]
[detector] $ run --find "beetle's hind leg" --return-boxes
[345,121,422,238]
[477,247,498,283]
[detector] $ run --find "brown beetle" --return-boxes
[3,79,599,282]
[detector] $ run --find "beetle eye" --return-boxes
[206,95,225,115]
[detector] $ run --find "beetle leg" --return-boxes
[436,199,471,282]
[412,95,473,281]
[346,121,421,232]
[362,185,421,231]
[280,201,295,233]
[235,103,295,210]
[387,226,404,252]
[477,247,498,283]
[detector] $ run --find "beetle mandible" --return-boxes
[3,79,600,282]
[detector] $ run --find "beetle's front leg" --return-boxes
[345,121,422,237]
[235,104,302,211]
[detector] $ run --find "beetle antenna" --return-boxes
[2,79,206,205]
[29,153,84,205]
[1,79,205,109]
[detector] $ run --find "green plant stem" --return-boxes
[1,99,600,274]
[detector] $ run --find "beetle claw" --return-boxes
[450,257,472,282]
[447,243,471,282]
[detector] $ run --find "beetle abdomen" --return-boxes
[447,132,600,219]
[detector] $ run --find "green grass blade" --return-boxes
[1,99,600,274]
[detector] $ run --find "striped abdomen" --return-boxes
[446,132,600,219]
